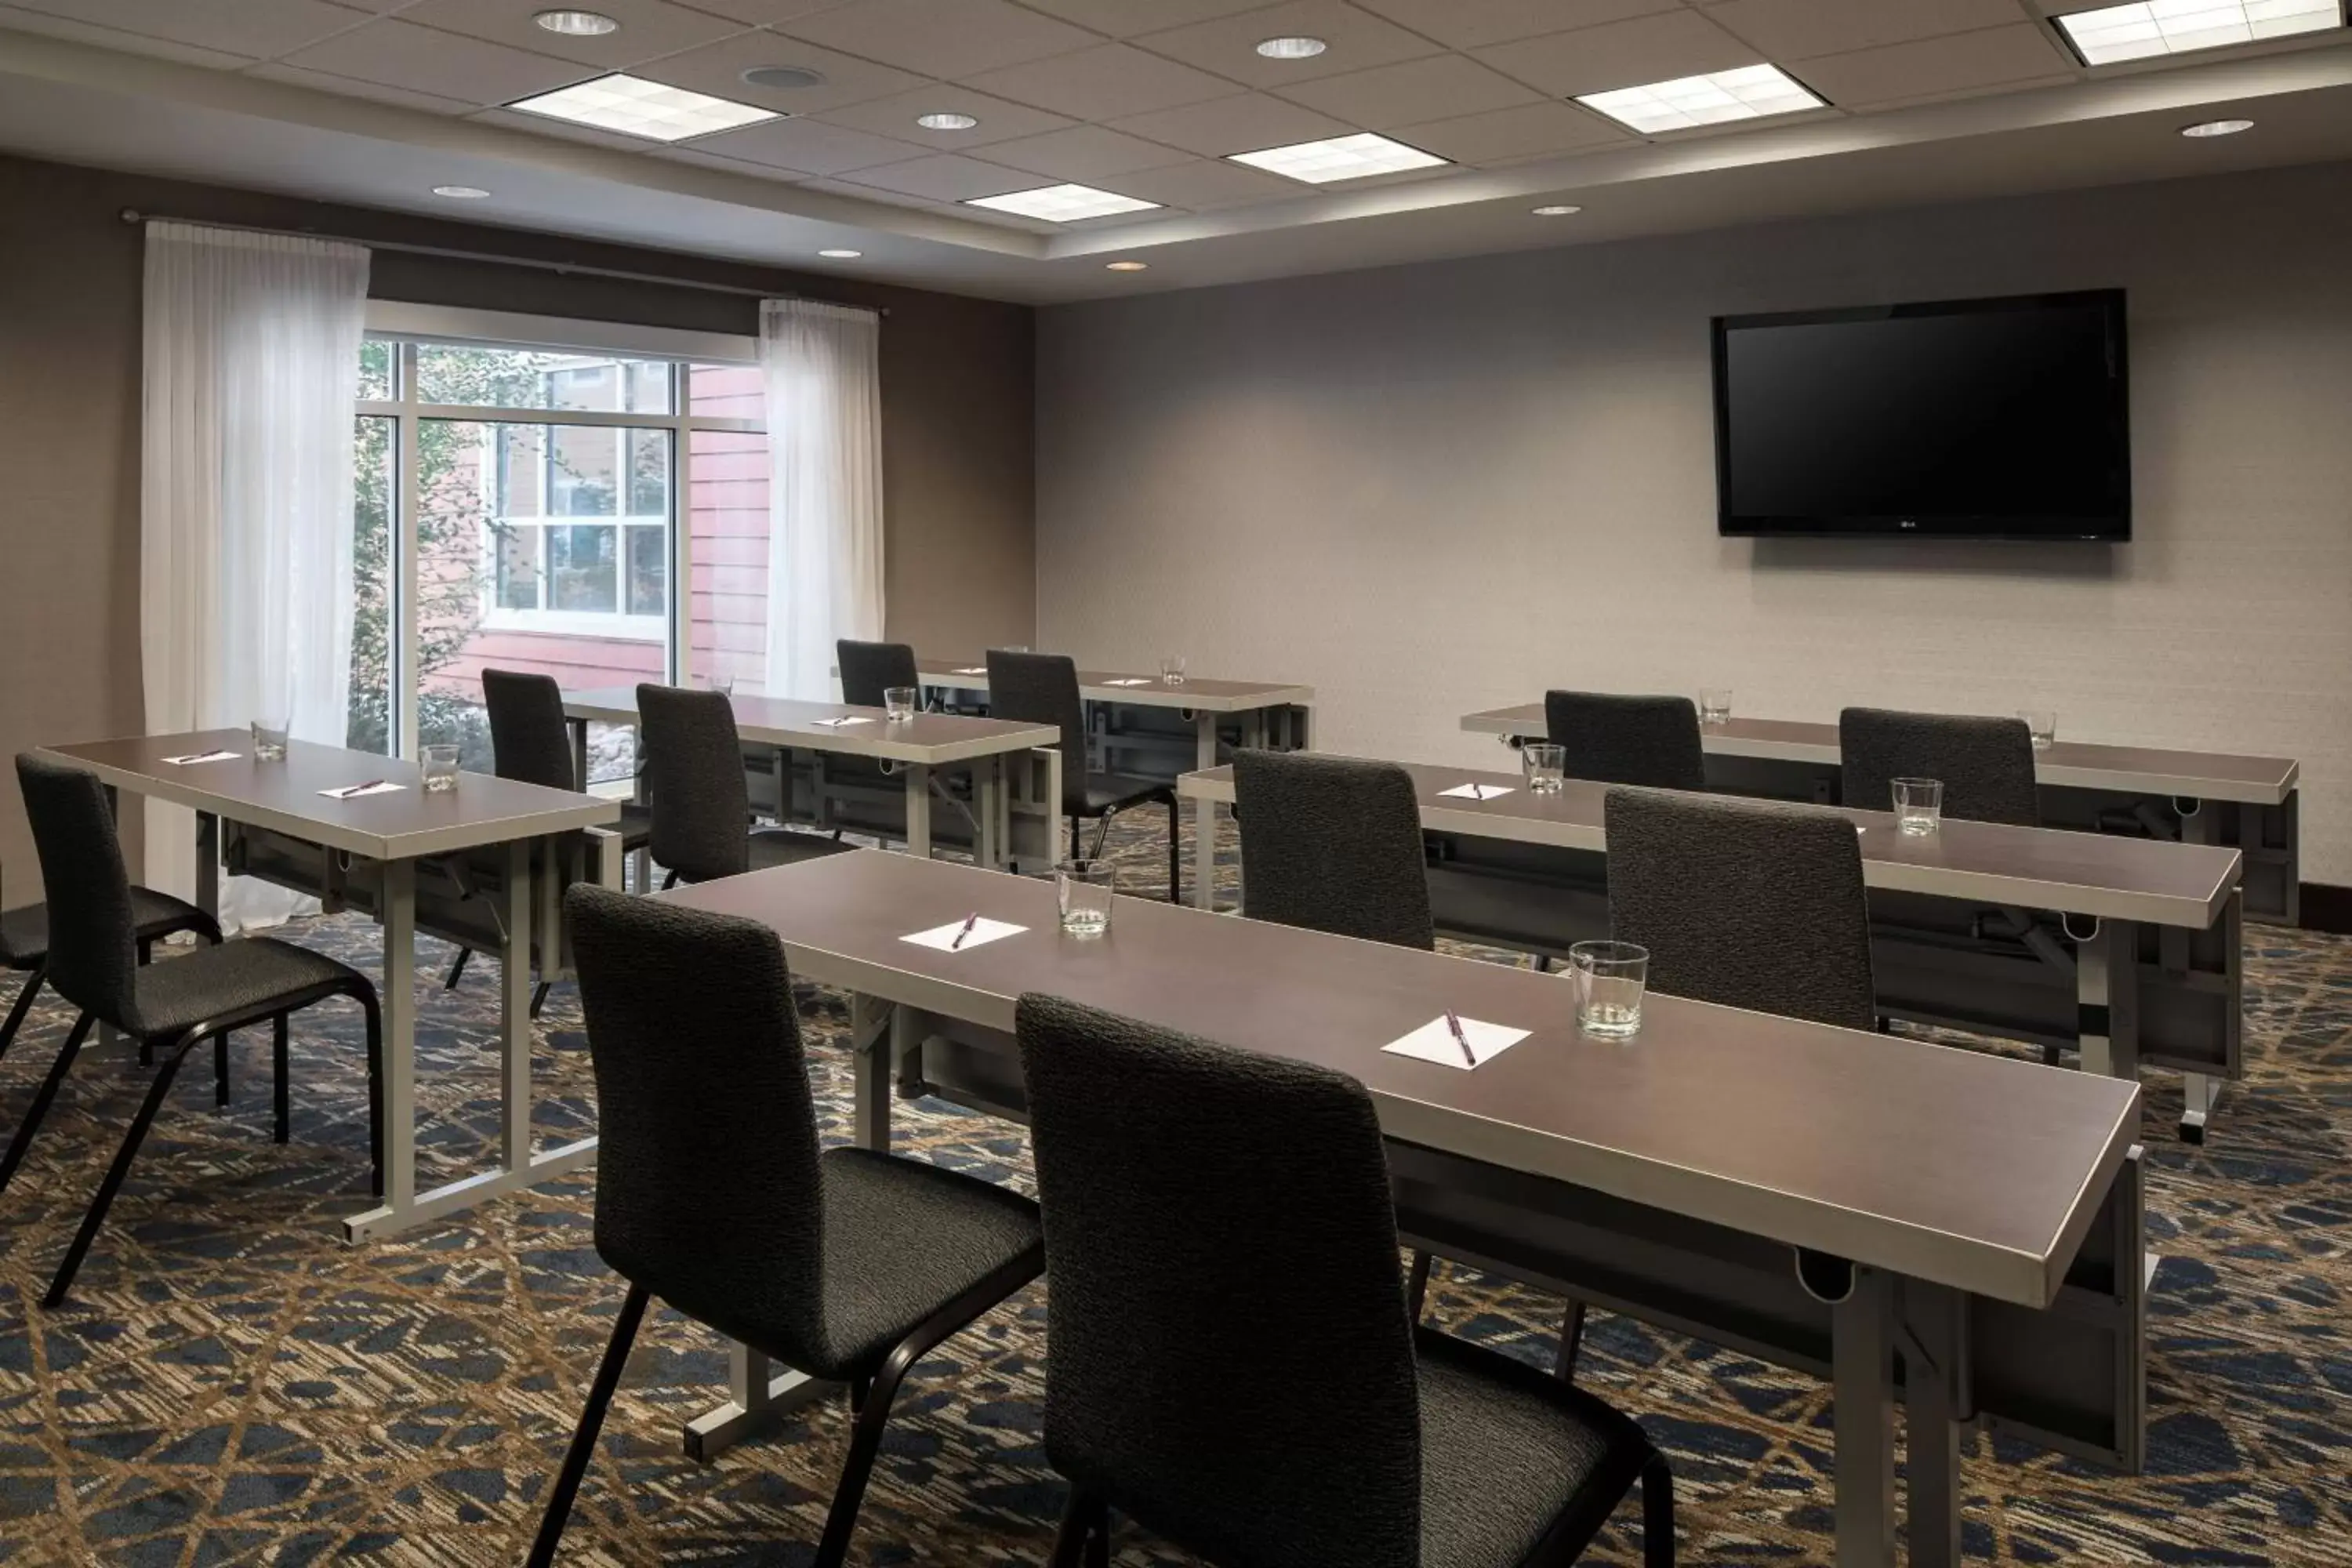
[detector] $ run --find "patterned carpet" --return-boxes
[0,812,2347,1566]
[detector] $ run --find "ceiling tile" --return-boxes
[687,114,930,172]
[797,173,972,212]
[627,29,929,116]
[837,151,1039,200]
[1012,0,1275,36]
[1273,53,1544,128]
[669,0,865,21]
[811,85,1076,148]
[3,0,372,58]
[0,3,257,65]
[1352,0,1683,49]
[470,105,670,148]
[282,18,589,103]
[245,60,481,111]
[978,123,1196,180]
[651,145,807,181]
[1107,91,1356,156]
[779,0,1099,78]
[1098,154,1302,208]
[394,0,748,70]
[1795,24,2074,107]
[1474,9,1759,99]
[1134,0,1440,88]
[961,42,1239,120]
[1700,0,2031,60]
[1392,99,1633,164]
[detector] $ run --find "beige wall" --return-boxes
[1037,159,2352,888]
[0,151,1034,894]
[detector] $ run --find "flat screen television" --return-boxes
[1711,290,2130,540]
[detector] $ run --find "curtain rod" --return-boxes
[118,209,887,315]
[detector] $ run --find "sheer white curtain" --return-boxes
[141,222,368,931]
[760,299,885,700]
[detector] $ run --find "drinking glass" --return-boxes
[1160,654,1188,685]
[1569,941,1649,1039]
[1698,688,1733,724]
[884,686,919,722]
[1893,777,1944,835]
[1520,742,1566,793]
[251,715,290,761]
[421,744,460,793]
[704,670,735,698]
[2017,710,2056,750]
[1057,860,1116,936]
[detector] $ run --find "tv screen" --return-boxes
[1712,290,2129,540]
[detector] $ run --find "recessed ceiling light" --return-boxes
[534,9,619,35]
[509,73,779,142]
[1531,204,1582,216]
[1105,260,1149,271]
[1227,132,1448,183]
[1256,35,1328,59]
[741,65,828,92]
[917,111,980,131]
[818,248,863,258]
[2180,117,2256,136]
[1577,64,1825,135]
[965,183,1161,223]
[432,185,491,199]
[2054,0,2341,67]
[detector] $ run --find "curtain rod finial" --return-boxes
[121,208,143,224]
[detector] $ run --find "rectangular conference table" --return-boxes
[1461,706,2300,924]
[561,689,1061,873]
[1182,759,2244,1141]
[38,731,620,1240]
[661,849,2147,1568]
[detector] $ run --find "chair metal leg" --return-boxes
[215,1032,230,1109]
[1642,1454,1675,1567]
[1050,1490,1107,1568]
[1406,1249,1434,1321]
[272,1014,291,1144]
[358,989,384,1200]
[530,981,552,1020]
[1556,1299,1586,1382]
[45,1030,199,1307]
[444,947,471,989]
[525,1282,652,1568]
[0,1012,95,1196]
[1089,815,1112,860]
[0,965,45,1062]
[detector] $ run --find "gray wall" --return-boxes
[0,151,1034,892]
[1037,159,2352,888]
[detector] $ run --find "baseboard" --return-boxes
[2301,883,2352,935]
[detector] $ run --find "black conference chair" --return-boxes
[1016,993,1674,1568]
[1837,706,2041,827]
[824,638,956,845]
[1544,691,1708,792]
[635,683,855,887]
[8,755,382,1307]
[986,651,1180,902]
[1233,748,1434,950]
[1,880,220,1066]
[528,887,1044,1568]
[442,668,653,1007]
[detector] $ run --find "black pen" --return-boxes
[341,779,386,798]
[1444,1008,1478,1067]
[949,912,979,950]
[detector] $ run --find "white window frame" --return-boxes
[358,303,764,758]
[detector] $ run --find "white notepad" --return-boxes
[1437,782,1514,802]
[319,780,405,800]
[809,716,874,728]
[901,916,1026,953]
[162,750,240,765]
[1102,677,1152,687]
[1382,1015,1530,1071]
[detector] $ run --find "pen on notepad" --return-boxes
[1466,783,1486,800]
[1444,1008,1478,1067]
[341,780,386,798]
[950,912,979,950]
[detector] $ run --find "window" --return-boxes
[353,311,768,776]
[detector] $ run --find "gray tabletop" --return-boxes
[42,730,618,861]
[563,688,1058,766]
[1460,706,2299,804]
[664,849,2141,1308]
[1181,760,2242,929]
[916,658,1313,715]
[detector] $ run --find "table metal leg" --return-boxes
[498,837,532,1174]
[1193,713,1219,910]
[1832,1268,1896,1568]
[905,762,933,860]
[2182,1071,2221,1142]
[2075,916,2141,1082]
[194,811,220,920]
[855,992,896,1152]
[976,755,1005,871]
[1898,1280,1963,1568]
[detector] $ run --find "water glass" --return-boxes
[884,686,919,722]
[1893,776,1944,835]
[2017,710,2056,750]
[421,744,460,793]
[1057,860,1116,937]
[1160,654,1188,685]
[1569,941,1649,1039]
[1698,688,1733,724]
[704,670,735,698]
[251,716,290,761]
[1520,742,1567,793]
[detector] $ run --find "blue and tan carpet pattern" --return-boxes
[0,812,2347,1564]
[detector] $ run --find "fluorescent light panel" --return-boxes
[1577,64,1823,135]
[508,73,778,143]
[965,183,1160,222]
[1226,132,1447,183]
[2055,0,2341,64]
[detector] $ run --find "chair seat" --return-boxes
[126,937,365,1040]
[747,829,861,872]
[757,1146,1042,1381]
[1,887,214,971]
[1076,774,1174,818]
[1415,1327,1654,1568]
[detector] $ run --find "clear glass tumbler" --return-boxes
[884,686,919,722]
[251,716,290,761]
[1698,688,1733,724]
[2017,710,2056,750]
[1893,777,1944,835]
[1521,742,1566,793]
[421,744,460,793]
[1057,860,1115,936]
[1160,654,1188,685]
[1570,941,1649,1038]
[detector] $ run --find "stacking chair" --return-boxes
[1,877,220,1065]
[442,669,652,1006]
[635,683,855,887]
[1837,707,2041,826]
[9,755,382,1307]
[1233,750,1433,949]
[1016,993,1674,1568]
[837,638,920,710]
[986,651,1180,902]
[528,887,1043,1568]
[1544,692,1708,791]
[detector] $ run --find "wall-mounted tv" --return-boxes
[1711,289,2129,541]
